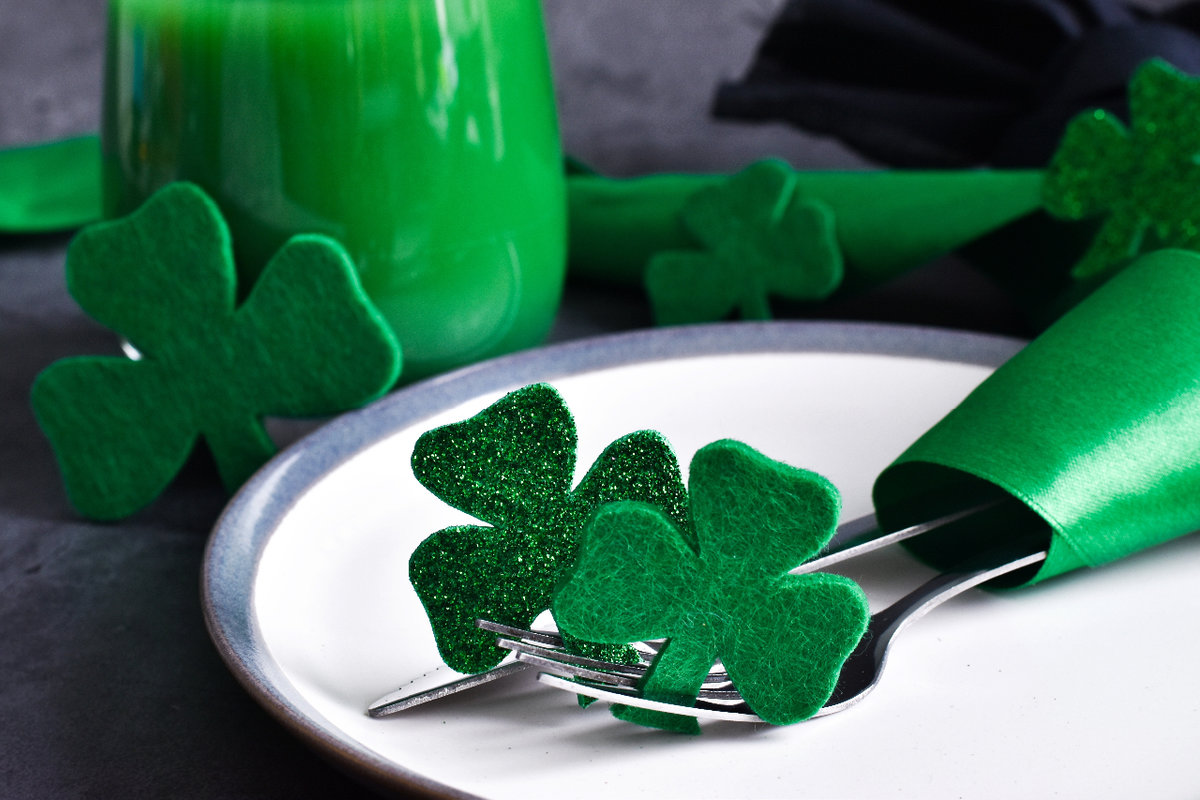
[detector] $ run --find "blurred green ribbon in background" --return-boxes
[0,135,101,232]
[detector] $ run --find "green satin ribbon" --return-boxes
[874,249,1200,584]
[568,170,1045,290]
[0,135,102,232]
[3,132,1045,300]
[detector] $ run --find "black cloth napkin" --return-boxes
[715,0,1200,168]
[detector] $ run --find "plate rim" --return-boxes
[201,320,1025,799]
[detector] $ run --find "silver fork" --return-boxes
[506,546,1046,722]
[367,503,1034,719]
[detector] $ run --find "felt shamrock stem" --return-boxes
[555,439,870,734]
[636,634,717,711]
[32,182,402,520]
[568,166,1045,291]
[201,412,277,492]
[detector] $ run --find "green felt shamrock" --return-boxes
[555,439,870,734]
[644,160,843,325]
[31,182,402,520]
[1044,59,1200,279]
[408,383,690,674]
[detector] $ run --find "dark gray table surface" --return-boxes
[0,2,1027,797]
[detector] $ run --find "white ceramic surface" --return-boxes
[204,322,1200,800]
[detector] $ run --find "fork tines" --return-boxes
[483,620,748,703]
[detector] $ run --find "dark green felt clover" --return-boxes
[31,182,402,520]
[1044,58,1200,279]
[408,383,689,675]
[644,159,842,325]
[555,439,870,734]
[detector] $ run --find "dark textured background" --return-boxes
[0,2,1107,797]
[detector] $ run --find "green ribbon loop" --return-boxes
[0,135,102,232]
[874,249,1200,584]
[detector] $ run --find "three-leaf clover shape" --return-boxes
[645,159,843,325]
[32,182,402,520]
[1044,58,1200,279]
[555,439,869,734]
[408,383,689,674]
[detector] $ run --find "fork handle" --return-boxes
[875,250,1200,584]
[367,660,529,717]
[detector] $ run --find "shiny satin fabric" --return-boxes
[875,248,1200,583]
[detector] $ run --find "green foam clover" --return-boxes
[555,439,870,734]
[644,159,843,325]
[1044,58,1200,279]
[31,182,402,520]
[408,383,690,674]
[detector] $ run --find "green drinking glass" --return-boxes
[102,0,566,381]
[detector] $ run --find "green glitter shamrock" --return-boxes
[644,159,843,325]
[1044,59,1200,279]
[31,182,402,520]
[555,439,870,734]
[408,383,689,674]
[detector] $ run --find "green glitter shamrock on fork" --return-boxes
[369,383,1032,732]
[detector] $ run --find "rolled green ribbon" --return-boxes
[874,249,1200,584]
[568,170,1045,290]
[0,135,101,232]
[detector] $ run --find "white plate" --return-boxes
[204,321,1200,800]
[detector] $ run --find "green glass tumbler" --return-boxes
[102,0,566,381]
